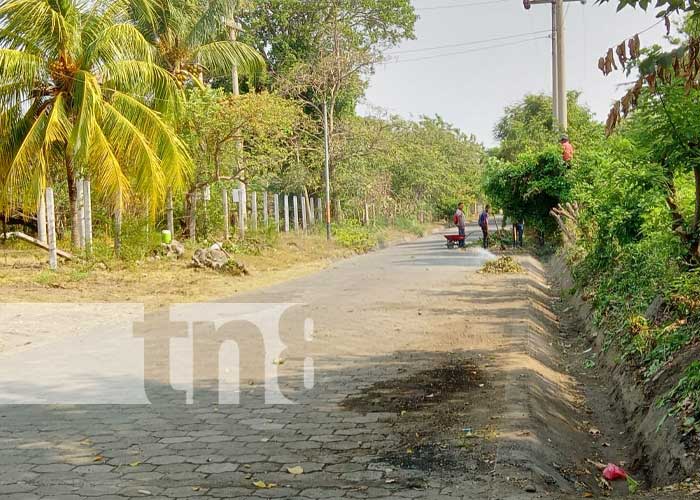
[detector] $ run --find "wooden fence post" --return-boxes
[284,195,289,233]
[222,187,230,240]
[263,192,269,227]
[316,198,322,225]
[37,193,47,244]
[308,196,315,225]
[83,179,93,255]
[251,192,258,231]
[45,187,57,270]
[274,193,280,232]
[77,180,85,249]
[167,189,175,237]
[189,192,197,241]
[237,190,245,239]
[301,196,307,231]
[293,196,299,232]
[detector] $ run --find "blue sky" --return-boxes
[359,0,672,146]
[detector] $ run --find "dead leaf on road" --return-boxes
[287,466,304,475]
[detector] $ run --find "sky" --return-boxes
[358,0,672,146]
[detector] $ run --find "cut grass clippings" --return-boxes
[479,256,525,274]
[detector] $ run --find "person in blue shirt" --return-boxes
[478,205,490,249]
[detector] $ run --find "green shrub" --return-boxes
[333,221,378,252]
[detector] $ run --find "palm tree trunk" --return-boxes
[65,156,80,247]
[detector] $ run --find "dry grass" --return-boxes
[0,233,370,311]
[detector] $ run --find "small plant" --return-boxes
[659,361,700,435]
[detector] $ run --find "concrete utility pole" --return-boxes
[551,1,558,122]
[322,101,332,241]
[524,0,585,131]
[555,0,567,130]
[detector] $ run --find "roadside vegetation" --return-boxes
[483,14,700,450]
[0,0,482,289]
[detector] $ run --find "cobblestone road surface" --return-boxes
[0,226,576,500]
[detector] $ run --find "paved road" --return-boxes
[0,225,555,500]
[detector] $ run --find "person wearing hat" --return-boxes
[560,135,574,163]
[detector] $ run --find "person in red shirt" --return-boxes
[560,135,574,163]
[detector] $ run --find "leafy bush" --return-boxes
[223,226,279,256]
[483,148,571,244]
[393,217,426,237]
[333,221,378,252]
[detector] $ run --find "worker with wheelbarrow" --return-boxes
[453,202,466,248]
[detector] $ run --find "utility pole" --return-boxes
[551,1,558,122]
[555,0,567,131]
[322,101,332,241]
[524,0,585,131]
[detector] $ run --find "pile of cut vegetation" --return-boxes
[480,256,524,274]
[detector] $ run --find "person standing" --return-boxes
[454,202,466,248]
[478,205,490,249]
[515,219,524,248]
[560,135,574,163]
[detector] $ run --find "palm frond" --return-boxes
[184,0,234,49]
[4,108,49,204]
[0,49,43,108]
[101,58,182,116]
[100,99,166,212]
[3,94,70,209]
[0,0,70,59]
[110,90,192,194]
[83,22,154,67]
[68,70,99,166]
[192,40,265,79]
[89,121,131,211]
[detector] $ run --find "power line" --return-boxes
[414,0,508,10]
[385,35,550,64]
[387,30,551,55]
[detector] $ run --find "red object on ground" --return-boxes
[444,234,465,248]
[602,463,628,481]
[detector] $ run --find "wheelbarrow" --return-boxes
[444,234,465,249]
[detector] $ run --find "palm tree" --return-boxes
[130,0,264,87]
[0,0,192,247]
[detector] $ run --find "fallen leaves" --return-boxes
[480,256,524,274]
[286,466,304,475]
[253,480,277,489]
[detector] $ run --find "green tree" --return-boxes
[240,0,416,75]
[493,92,603,162]
[180,88,312,190]
[0,0,191,246]
[333,115,484,220]
[483,148,571,243]
[131,0,264,88]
